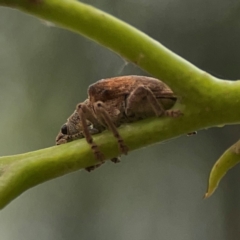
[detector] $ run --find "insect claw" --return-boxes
[120,144,129,155]
[165,110,183,117]
[111,157,121,163]
[94,151,105,162]
[85,162,105,172]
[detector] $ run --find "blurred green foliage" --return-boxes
[1,0,240,239]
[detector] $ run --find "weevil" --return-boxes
[56,75,183,171]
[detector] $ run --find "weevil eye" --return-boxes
[61,124,68,135]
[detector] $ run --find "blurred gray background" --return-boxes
[1,0,240,239]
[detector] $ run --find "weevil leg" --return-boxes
[76,103,105,163]
[111,157,121,163]
[77,103,105,132]
[85,162,105,172]
[76,103,122,170]
[85,157,120,172]
[125,85,182,117]
[187,131,197,136]
[164,109,182,117]
[85,157,121,171]
[94,101,129,155]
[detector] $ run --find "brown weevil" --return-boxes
[56,75,183,171]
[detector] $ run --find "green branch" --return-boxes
[0,0,239,208]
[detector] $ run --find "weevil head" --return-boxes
[55,111,85,145]
[55,110,100,145]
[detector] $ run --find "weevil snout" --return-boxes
[55,131,67,145]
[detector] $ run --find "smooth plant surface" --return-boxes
[0,0,239,209]
[205,140,240,198]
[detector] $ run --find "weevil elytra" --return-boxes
[56,75,183,171]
